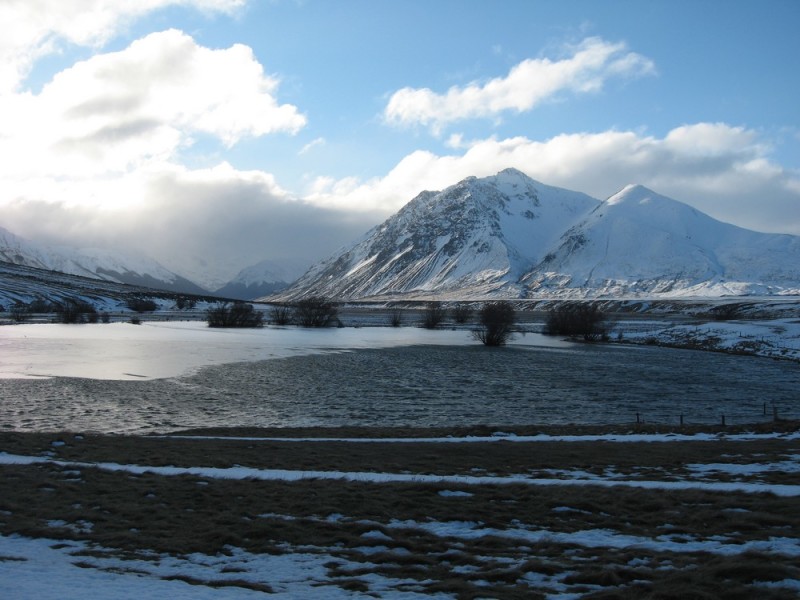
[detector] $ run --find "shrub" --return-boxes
[473,301,516,346]
[388,308,404,327]
[207,302,264,328]
[545,303,608,341]
[451,303,473,324]
[28,298,56,312]
[56,299,97,324]
[10,302,30,323]
[293,296,338,327]
[127,297,158,312]
[269,304,293,326]
[421,302,446,329]
[709,303,742,321]
[175,296,196,310]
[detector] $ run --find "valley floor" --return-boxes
[1,424,799,599]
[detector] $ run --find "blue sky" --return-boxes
[1,0,798,287]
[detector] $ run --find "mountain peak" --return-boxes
[273,174,800,301]
[607,184,658,205]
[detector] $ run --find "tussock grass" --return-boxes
[1,427,799,598]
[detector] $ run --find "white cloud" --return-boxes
[1,163,374,288]
[304,123,800,236]
[384,37,655,132]
[298,137,326,155]
[0,0,246,93]
[0,19,320,286]
[0,29,305,188]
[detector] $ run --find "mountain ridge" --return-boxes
[213,258,309,300]
[0,225,208,296]
[271,170,800,301]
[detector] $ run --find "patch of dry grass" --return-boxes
[1,426,799,598]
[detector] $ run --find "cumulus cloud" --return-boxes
[0,0,246,93]
[384,37,655,133]
[0,29,305,185]
[304,123,800,236]
[0,18,322,288]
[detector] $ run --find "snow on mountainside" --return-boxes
[272,171,800,301]
[523,184,800,297]
[0,226,207,295]
[214,258,309,300]
[272,169,599,300]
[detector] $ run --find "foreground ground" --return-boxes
[1,423,799,599]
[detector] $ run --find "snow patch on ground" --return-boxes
[2,453,798,496]
[0,534,441,599]
[622,318,800,362]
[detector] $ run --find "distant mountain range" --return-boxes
[214,258,309,300]
[0,226,301,300]
[4,169,800,304]
[0,226,206,296]
[272,169,800,300]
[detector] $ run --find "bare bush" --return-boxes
[473,301,516,346]
[388,309,404,327]
[127,297,158,312]
[10,302,31,323]
[56,299,97,324]
[421,302,446,329]
[269,304,293,326]
[28,298,57,313]
[293,296,338,327]
[451,303,473,324]
[545,303,608,341]
[175,296,197,310]
[708,303,742,321]
[207,302,264,328]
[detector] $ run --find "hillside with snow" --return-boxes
[522,184,800,297]
[0,226,207,295]
[272,170,800,301]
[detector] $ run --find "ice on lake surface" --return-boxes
[0,321,575,380]
[0,321,797,432]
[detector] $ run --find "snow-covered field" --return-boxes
[619,317,800,362]
[1,429,799,598]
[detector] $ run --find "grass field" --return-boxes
[1,423,799,598]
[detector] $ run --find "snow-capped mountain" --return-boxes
[272,169,598,300]
[0,225,207,295]
[272,170,800,300]
[214,258,309,300]
[522,184,800,297]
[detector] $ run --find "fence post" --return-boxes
[721,414,726,427]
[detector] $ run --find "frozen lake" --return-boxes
[0,321,575,380]
[0,321,797,432]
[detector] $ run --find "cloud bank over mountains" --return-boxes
[0,1,797,288]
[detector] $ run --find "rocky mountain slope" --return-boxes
[0,260,220,312]
[272,169,800,301]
